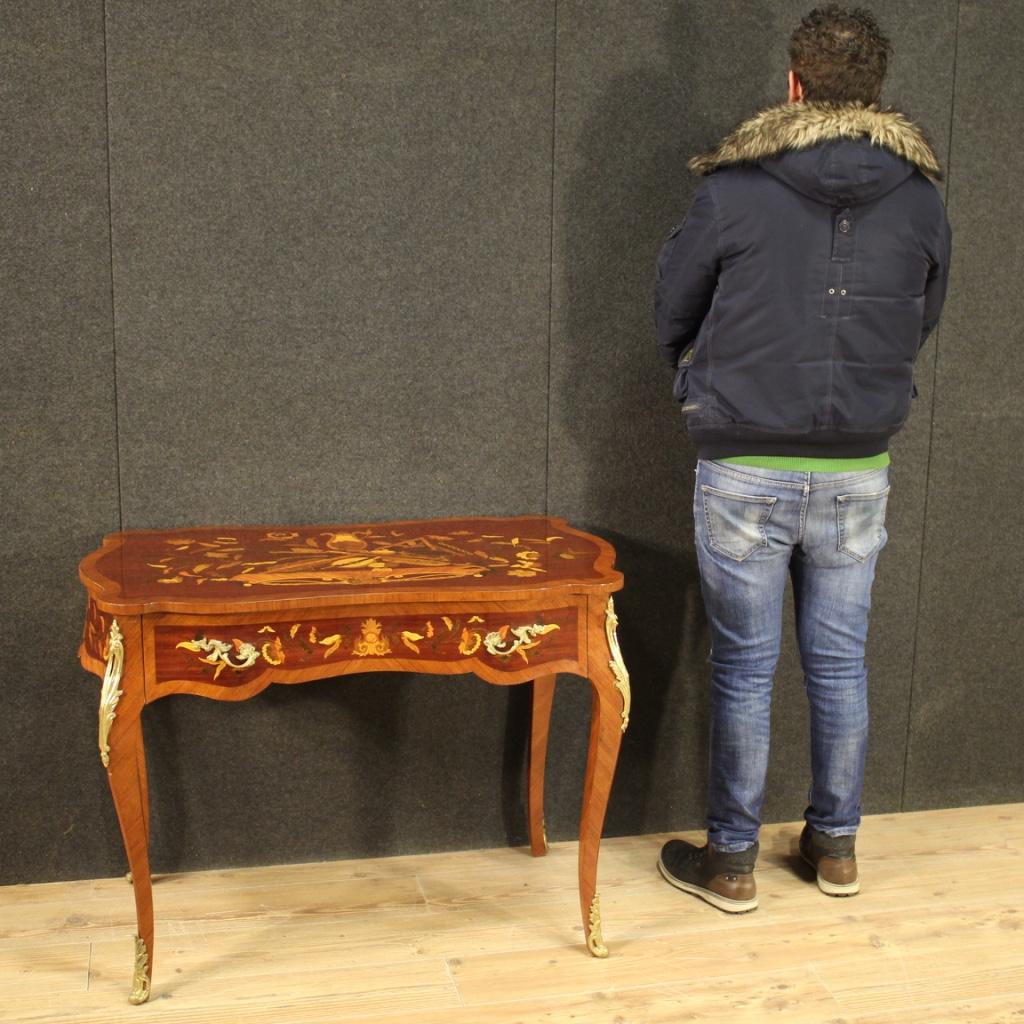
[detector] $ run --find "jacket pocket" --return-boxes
[673,346,695,403]
[700,484,777,561]
[836,485,891,561]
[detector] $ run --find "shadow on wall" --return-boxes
[144,674,420,873]
[553,1,777,836]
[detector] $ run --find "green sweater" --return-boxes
[718,453,890,472]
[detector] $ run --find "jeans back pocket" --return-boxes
[700,484,777,561]
[836,485,891,562]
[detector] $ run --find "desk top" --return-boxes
[79,515,621,614]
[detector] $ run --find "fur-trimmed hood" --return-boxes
[689,101,942,205]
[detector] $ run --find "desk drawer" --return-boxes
[155,605,581,687]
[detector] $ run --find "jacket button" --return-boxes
[838,218,851,233]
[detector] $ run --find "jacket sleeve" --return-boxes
[918,213,953,352]
[654,177,721,369]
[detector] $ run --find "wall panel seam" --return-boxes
[900,0,961,811]
[544,0,558,515]
[100,0,124,533]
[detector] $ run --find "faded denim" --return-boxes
[693,458,891,852]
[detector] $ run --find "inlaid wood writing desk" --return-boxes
[78,515,630,1004]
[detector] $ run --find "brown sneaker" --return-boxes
[799,824,860,896]
[657,839,759,913]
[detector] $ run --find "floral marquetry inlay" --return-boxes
[159,607,579,684]
[81,599,110,665]
[147,529,570,588]
[82,517,615,611]
[352,619,391,657]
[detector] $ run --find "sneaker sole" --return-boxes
[656,855,759,913]
[800,851,861,896]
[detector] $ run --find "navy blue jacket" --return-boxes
[655,101,952,459]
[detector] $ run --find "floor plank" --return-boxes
[0,804,1021,1023]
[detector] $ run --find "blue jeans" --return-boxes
[693,458,891,852]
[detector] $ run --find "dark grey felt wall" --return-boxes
[1,1,1018,886]
[0,2,126,882]
[902,0,1024,808]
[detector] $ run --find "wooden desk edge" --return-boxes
[78,516,622,617]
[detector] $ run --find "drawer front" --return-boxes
[156,606,580,687]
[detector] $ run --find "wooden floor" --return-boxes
[2,804,1022,1023]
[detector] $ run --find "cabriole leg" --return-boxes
[578,596,630,957]
[528,674,556,855]
[98,617,154,1004]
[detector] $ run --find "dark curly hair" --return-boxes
[788,5,892,105]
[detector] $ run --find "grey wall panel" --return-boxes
[903,1,1024,809]
[546,1,958,843]
[106,0,554,528]
[0,2,123,884]
[139,677,551,872]
[100,1,557,876]
[855,0,959,823]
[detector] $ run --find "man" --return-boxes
[654,5,951,913]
